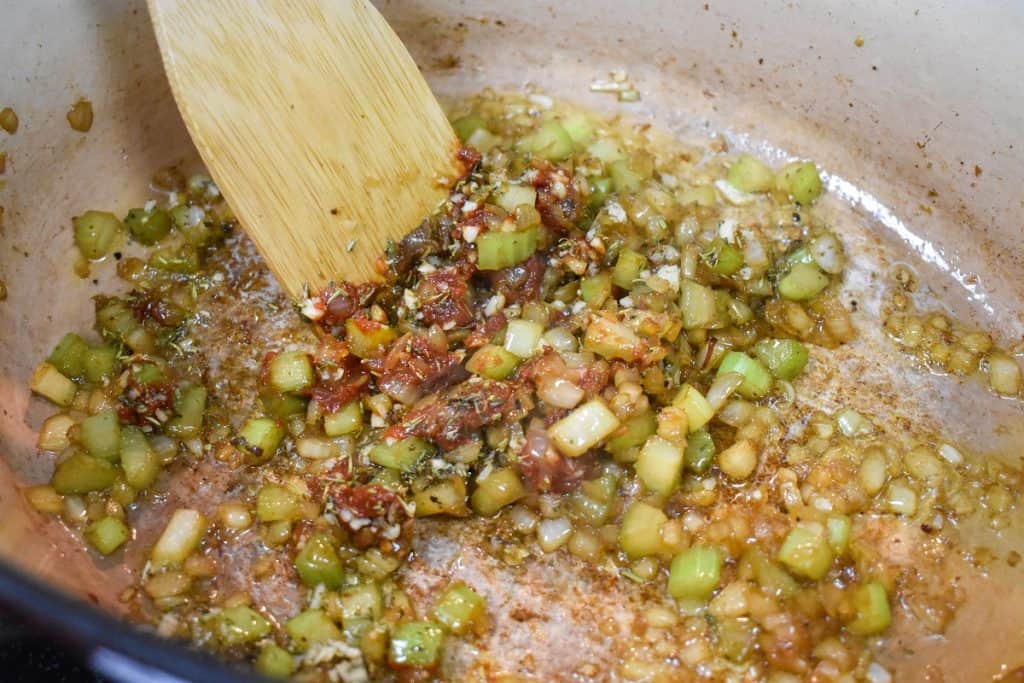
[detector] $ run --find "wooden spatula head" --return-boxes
[148,0,462,298]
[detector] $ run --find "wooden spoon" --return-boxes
[148,0,463,299]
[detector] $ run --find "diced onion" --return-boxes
[548,400,621,457]
[504,319,544,358]
[810,233,845,274]
[537,517,573,552]
[152,509,207,566]
[542,327,578,352]
[295,436,338,460]
[705,372,744,411]
[717,400,754,428]
[537,377,585,409]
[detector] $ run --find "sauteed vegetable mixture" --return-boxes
[25,91,1022,681]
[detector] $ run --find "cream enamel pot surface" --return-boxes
[1,1,1023,681]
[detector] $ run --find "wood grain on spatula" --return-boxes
[148,0,462,299]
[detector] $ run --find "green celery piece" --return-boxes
[668,545,722,600]
[717,351,773,399]
[476,227,539,271]
[294,533,344,589]
[753,338,809,381]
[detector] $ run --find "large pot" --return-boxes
[1,1,1022,680]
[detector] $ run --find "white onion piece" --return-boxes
[538,377,585,409]
[717,400,754,427]
[810,233,845,274]
[741,229,770,268]
[537,517,573,552]
[542,327,578,352]
[295,436,338,460]
[705,372,744,411]
[509,504,539,534]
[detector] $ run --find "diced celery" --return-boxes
[503,319,544,358]
[323,400,363,436]
[586,138,626,164]
[718,617,756,663]
[679,280,717,329]
[48,333,89,379]
[151,509,207,566]
[580,272,613,308]
[388,621,444,668]
[369,436,432,471]
[73,210,123,260]
[285,609,342,651]
[494,184,537,214]
[516,120,573,161]
[778,262,829,301]
[785,246,815,268]
[726,154,774,193]
[684,429,716,474]
[465,127,499,153]
[618,501,667,558]
[345,318,397,358]
[149,245,200,274]
[635,436,685,496]
[268,351,314,394]
[476,226,539,271]
[717,351,772,399]
[612,248,648,290]
[124,207,172,244]
[414,477,469,517]
[708,239,744,276]
[294,533,344,589]
[120,426,160,490]
[548,400,621,457]
[214,606,271,647]
[777,524,833,580]
[826,515,851,555]
[132,363,166,385]
[239,417,285,462]
[79,409,121,461]
[433,583,486,634]
[451,114,486,142]
[466,344,520,380]
[339,583,383,622]
[470,467,526,516]
[256,644,294,679]
[677,184,717,208]
[672,384,714,433]
[846,582,891,635]
[83,346,120,384]
[587,176,613,210]
[753,338,809,381]
[776,161,823,205]
[84,516,130,555]
[52,453,117,494]
[571,491,612,526]
[30,362,77,406]
[668,546,722,600]
[610,160,643,193]
[96,299,138,339]
[605,410,658,457]
[742,547,798,599]
[261,391,308,419]
[166,385,207,438]
[256,485,302,522]
[561,112,596,147]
